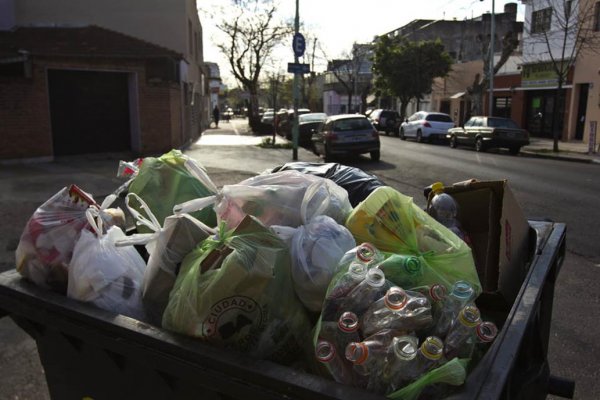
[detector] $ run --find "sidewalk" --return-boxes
[521,137,600,164]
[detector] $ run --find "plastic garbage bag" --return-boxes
[127,149,218,232]
[268,162,386,207]
[176,170,352,229]
[345,187,481,295]
[162,216,312,364]
[15,185,124,293]
[273,216,356,313]
[67,209,146,320]
[115,193,214,325]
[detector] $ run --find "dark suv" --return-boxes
[368,109,401,136]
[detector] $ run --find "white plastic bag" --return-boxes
[68,209,146,320]
[179,171,352,229]
[281,216,356,312]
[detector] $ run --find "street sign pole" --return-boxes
[292,0,300,160]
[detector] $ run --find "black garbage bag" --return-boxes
[269,162,386,207]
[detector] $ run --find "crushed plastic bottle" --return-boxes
[383,335,420,392]
[345,338,388,390]
[443,305,482,360]
[343,267,388,315]
[432,280,475,338]
[458,320,499,362]
[360,286,433,336]
[408,335,445,381]
[378,254,425,289]
[321,262,367,321]
[315,339,355,385]
[427,182,468,242]
[336,311,362,355]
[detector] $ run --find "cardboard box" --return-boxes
[442,180,531,306]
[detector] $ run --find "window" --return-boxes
[532,7,553,34]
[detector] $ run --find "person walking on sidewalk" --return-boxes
[213,105,220,128]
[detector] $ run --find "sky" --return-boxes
[199,0,525,88]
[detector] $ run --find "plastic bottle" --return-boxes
[459,320,499,362]
[315,339,354,385]
[336,311,361,355]
[377,254,425,289]
[343,268,388,315]
[383,335,420,392]
[432,280,475,338]
[345,339,388,390]
[427,182,467,241]
[360,286,433,336]
[443,305,482,360]
[321,262,367,321]
[355,242,384,266]
[408,336,445,381]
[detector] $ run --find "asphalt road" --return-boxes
[1,126,598,399]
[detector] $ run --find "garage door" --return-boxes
[48,69,131,156]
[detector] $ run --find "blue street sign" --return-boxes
[292,33,306,58]
[287,63,310,74]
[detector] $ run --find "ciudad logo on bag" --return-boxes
[202,296,265,342]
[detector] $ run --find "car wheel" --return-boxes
[399,128,406,140]
[475,137,486,152]
[416,130,423,143]
[370,150,381,162]
[449,135,457,148]
[509,146,521,155]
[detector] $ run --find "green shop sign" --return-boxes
[522,62,559,88]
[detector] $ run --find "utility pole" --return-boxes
[489,0,495,116]
[292,0,300,160]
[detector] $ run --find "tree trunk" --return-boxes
[551,78,564,152]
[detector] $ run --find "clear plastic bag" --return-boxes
[287,216,356,312]
[15,185,122,293]
[67,209,146,320]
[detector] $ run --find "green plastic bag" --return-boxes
[128,150,217,232]
[387,358,468,400]
[162,216,311,364]
[345,187,481,295]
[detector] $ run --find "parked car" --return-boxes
[278,108,311,138]
[311,114,380,162]
[294,112,327,147]
[368,109,401,135]
[447,116,530,155]
[260,110,275,125]
[400,111,455,142]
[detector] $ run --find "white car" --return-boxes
[400,111,455,142]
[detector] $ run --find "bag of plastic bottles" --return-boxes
[345,186,481,295]
[115,193,215,325]
[162,215,311,365]
[15,185,125,294]
[126,149,218,232]
[176,170,352,229]
[67,208,146,320]
[272,215,356,313]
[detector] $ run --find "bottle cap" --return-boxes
[392,336,418,360]
[420,336,444,360]
[451,281,474,301]
[476,321,498,342]
[338,311,359,333]
[348,262,367,278]
[315,340,336,363]
[365,268,386,288]
[403,256,422,275]
[431,182,444,194]
[384,287,408,311]
[458,305,481,328]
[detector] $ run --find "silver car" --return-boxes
[400,111,455,142]
[311,114,381,162]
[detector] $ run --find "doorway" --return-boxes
[575,84,589,140]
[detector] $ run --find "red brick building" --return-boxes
[0,26,196,160]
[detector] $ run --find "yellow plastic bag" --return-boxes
[345,187,481,295]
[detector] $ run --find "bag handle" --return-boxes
[173,195,217,215]
[125,193,162,233]
[86,208,104,238]
[184,159,218,193]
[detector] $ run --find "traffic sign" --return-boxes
[287,62,310,74]
[292,33,306,57]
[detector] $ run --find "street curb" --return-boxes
[520,150,599,164]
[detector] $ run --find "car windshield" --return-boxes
[427,114,453,122]
[487,117,520,129]
[300,113,327,123]
[333,118,372,131]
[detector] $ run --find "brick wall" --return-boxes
[0,55,182,161]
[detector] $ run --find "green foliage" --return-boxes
[258,137,293,149]
[372,36,453,110]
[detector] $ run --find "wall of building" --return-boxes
[573,50,600,144]
[0,56,182,160]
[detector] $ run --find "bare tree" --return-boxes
[213,1,292,131]
[523,0,600,151]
